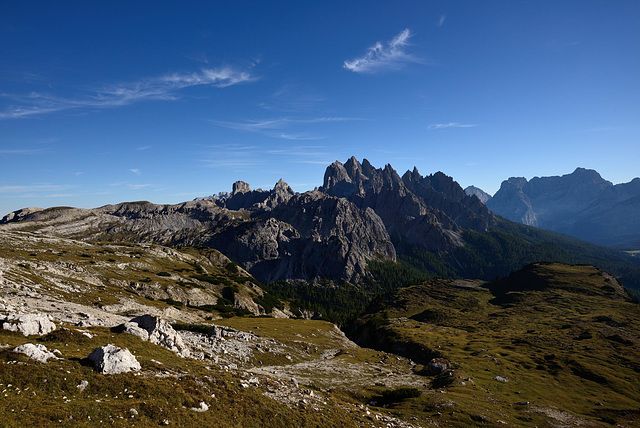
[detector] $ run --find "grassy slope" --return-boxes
[0,230,264,320]
[350,263,640,426]
[0,326,364,428]
[397,219,640,290]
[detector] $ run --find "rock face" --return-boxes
[122,315,190,358]
[88,344,141,374]
[1,179,396,284]
[1,207,44,223]
[487,168,640,247]
[212,190,395,282]
[464,186,492,204]
[1,313,56,336]
[320,157,496,251]
[13,343,60,362]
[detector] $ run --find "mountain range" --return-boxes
[3,159,640,290]
[467,168,640,249]
[2,158,640,426]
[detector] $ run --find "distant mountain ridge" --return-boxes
[485,168,640,248]
[464,185,491,204]
[3,159,640,289]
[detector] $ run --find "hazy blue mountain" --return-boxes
[464,185,492,204]
[487,168,640,248]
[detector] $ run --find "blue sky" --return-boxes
[1,1,639,216]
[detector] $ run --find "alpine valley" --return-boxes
[1,158,639,427]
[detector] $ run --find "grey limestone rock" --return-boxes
[88,344,141,375]
[464,185,492,204]
[427,358,451,375]
[1,313,56,336]
[232,181,251,194]
[122,315,190,358]
[13,343,60,362]
[321,157,496,252]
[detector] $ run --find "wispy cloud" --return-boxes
[198,144,335,170]
[428,122,477,130]
[135,145,152,151]
[199,144,262,168]
[0,67,255,119]
[259,83,325,112]
[0,184,75,194]
[210,116,366,140]
[343,29,420,73]
[129,168,141,175]
[0,148,47,155]
[438,15,446,27]
[127,183,152,189]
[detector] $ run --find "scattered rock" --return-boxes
[13,343,60,362]
[493,376,509,383]
[121,315,190,358]
[77,380,89,392]
[1,314,56,336]
[427,358,451,375]
[191,402,209,412]
[87,344,141,375]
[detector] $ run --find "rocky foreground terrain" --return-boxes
[0,230,428,427]
[1,227,639,426]
[2,158,640,426]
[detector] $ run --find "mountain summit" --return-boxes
[487,168,640,248]
[321,157,496,251]
[3,159,640,288]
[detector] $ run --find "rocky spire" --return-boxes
[232,181,251,195]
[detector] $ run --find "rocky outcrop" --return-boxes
[13,343,60,362]
[464,186,492,204]
[320,157,496,252]
[212,190,395,282]
[88,344,141,374]
[121,315,190,358]
[487,178,537,226]
[1,313,56,336]
[487,168,640,247]
[1,207,44,223]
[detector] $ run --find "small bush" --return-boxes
[156,271,171,277]
[160,298,183,308]
[576,330,593,340]
[376,387,421,405]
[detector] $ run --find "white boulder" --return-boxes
[122,315,190,358]
[2,313,56,336]
[88,344,141,375]
[13,343,60,362]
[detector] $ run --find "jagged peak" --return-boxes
[361,158,374,171]
[273,178,294,194]
[232,181,251,195]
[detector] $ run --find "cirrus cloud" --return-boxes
[0,67,256,120]
[343,29,420,73]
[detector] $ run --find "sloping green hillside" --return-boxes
[350,263,640,426]
[397,219,640,289]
